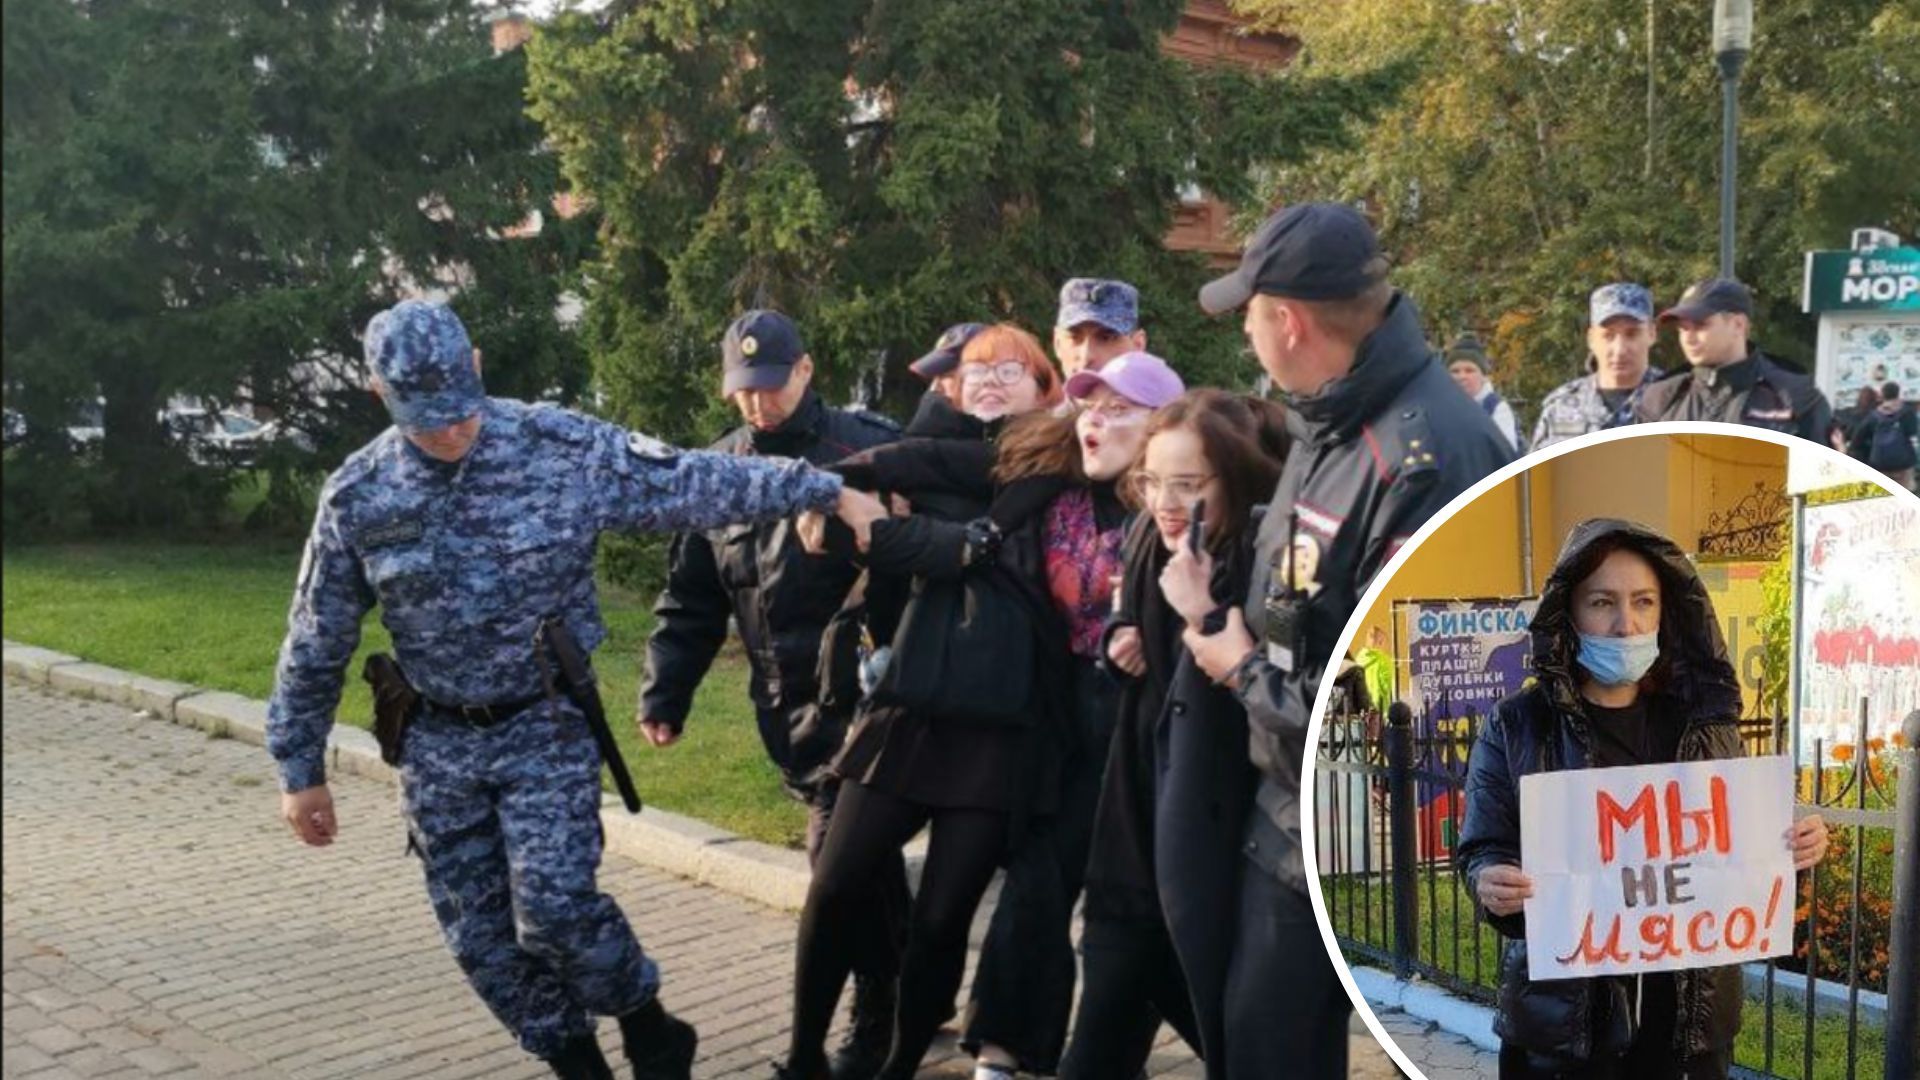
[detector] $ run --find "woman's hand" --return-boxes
[1107,626,1146,677]
[1158,542,1215,626]
[1788,814,1830,871]
[796,511,830,555]
[1476,864,1534,917]
[833,487,889,553]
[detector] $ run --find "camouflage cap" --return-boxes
[1589,282,1653,326]
[365,300,483,433]
[1056,278,1140,334]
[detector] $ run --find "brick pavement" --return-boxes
[2,680,1418,1078]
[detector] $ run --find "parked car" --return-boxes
[162,407,268,465]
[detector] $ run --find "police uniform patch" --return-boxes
[627,431,679,463]
[356,516,425,549]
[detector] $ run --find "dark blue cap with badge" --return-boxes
[1660,278,1753,323]
[910,322,986,380]
[1198,202,1383,314]
[365,300,484,433]
[1057,278,1140,334]
[722,310,807,396]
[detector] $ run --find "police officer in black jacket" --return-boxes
[1633,278,1832,443]
[1170,203,1515,1076]
[639,310,906,1078]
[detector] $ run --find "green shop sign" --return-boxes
[1803,247,1920,313]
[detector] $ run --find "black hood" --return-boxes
[1285,292,1436,443]
[905,388,993,441]
[1529,518,1742,726]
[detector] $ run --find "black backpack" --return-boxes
[1869,411,1918,471]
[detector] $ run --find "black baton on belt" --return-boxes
[534,616,643,814]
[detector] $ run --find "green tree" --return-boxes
[2,0,590,531]
[525,0,1408,444]
[1235,0,1920,417]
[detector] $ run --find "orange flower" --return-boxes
[1833,744,1856,763]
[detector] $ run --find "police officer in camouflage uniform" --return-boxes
[640,311,907,1078]
[267,300,860,1080]
[1529,283,1665,451]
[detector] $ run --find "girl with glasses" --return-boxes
[778,324,1066,1080]
[1063,389,1292,1079]
[959,352,1184,1080]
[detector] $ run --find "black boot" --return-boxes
[827,974,895,1080]
[618,999,699,1080]
[771,1060,832,1080]
[547,1033,616,1080]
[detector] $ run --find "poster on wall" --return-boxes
[1397,598,1539,857]
[1795,496,1920,758]
[1825,319,1920,405]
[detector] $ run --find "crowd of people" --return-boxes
[261,196,1882,1080]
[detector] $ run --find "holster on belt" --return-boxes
[534,616,643,814]
[361,653,418,766]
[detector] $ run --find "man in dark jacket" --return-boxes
[1455,519,1829,1077]
[1634,278,1832,443]
[1175,202,1516,1076]
[638,309,906,1077]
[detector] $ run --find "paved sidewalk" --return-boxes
[3,680,1411,1078]
[1365,1010,1493,1079]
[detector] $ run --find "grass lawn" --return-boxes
[1,540,810,848]
[1325,872,1889,1080]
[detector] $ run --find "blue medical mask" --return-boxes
[1576,631,1660,686]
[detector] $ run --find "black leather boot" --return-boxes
[827,974,895,1080]
[546,1033,616,1080]
[618,999,699,1080]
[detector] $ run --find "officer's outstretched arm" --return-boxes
[593,428,842,534]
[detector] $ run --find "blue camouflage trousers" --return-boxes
[399,701,660,1059]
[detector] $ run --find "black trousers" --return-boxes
[789,780,1008,1079]
[803,777,911,984]
[1058,916,1202,1080]
[961,664,1117,1071]
[1497,973,1730,1080]
[1219,870,1350,1080]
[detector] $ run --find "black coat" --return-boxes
[1456,519,1748,1067]
[828,397,1074,818]
[1232,292,1516,895]
[1634,347,1832,444]
[640,392,899,785]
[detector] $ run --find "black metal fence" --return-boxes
[1314,698,1918,1080]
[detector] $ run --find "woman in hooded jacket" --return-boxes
[1062,390,1292,1079]
[1457,518,1829,1080]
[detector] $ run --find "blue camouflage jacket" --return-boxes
[266,397,842,792]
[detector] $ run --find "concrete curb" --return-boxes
[3,639,817,914]
[1351,967,1501,1053]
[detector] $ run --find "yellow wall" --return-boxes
[1351,433,1789,699]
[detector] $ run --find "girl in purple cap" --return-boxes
[958,351,1186,1080]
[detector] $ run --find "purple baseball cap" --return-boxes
[1064,351,1185,409]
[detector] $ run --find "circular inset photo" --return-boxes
[1302,425,1920,1080]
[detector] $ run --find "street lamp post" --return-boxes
[1714,0,1753,277]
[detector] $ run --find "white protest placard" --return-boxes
[1518,755,1794,981]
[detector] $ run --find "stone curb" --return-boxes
[3,639,816,914]
[1351,966,1501,1054]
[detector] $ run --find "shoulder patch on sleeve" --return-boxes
[627,430,681,463]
